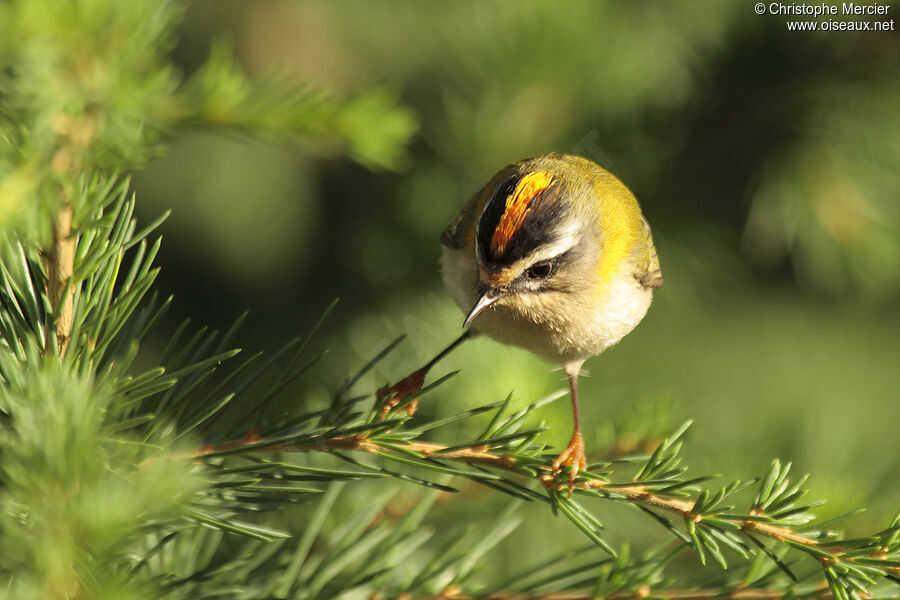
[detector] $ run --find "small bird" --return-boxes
[379,153,662,491]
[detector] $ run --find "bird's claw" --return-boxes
[548,430,587,497]
[377,368,427,420]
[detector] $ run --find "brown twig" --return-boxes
[194,433,817,550]
[580,480,817,547]
[46,198,76,357]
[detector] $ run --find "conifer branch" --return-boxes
[186,358,899,599]
[192,432,850,557]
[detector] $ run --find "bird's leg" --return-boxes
[550,365,587,496]
[378,330,473,420]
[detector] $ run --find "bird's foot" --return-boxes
[377,368,427,420]
[548,430,587,497]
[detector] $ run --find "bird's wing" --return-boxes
[634,216,663,289]
[440,189,487,250]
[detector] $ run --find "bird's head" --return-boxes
[463,154,624,327]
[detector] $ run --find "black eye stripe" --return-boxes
[518,248,576,285]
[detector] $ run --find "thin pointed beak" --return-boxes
[463,286,504,328]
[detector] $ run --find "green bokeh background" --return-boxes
[132,0,898,582]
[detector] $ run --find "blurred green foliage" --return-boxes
[0,361,201,600]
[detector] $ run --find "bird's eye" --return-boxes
[526,261,553,280]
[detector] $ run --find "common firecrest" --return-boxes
[379,153,662,492]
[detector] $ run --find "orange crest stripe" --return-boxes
[490,171,554,255]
